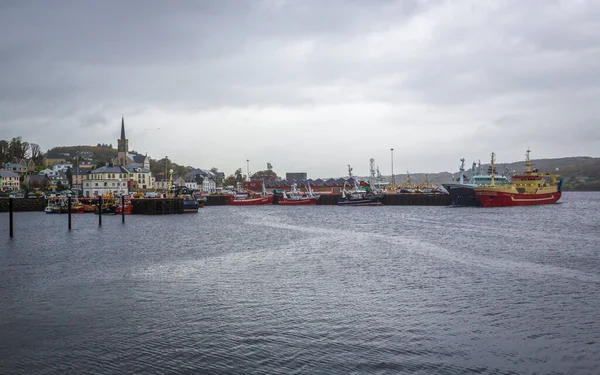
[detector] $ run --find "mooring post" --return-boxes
[121,195,125,223]
[98,196,102,227]
[68,196,72,230]
[9,197,14,238]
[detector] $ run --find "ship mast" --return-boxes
[459,158,465,184]
[490,152,496,187]
[369,158,376,191]
[524,148,532,174]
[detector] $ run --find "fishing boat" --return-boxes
[397,172,417,193]
[442,158,511,206]
[196,196,207,208]
[95,193,117,214]
[44,198,61,214]
[182,196,200,213]
[227,192,274,206]
[337,181,384,206]
[279,183,319,205]
[474,150,562,207]
[226,181,274,206]
[115,197,133,215]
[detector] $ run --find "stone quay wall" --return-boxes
[0,198,46,212]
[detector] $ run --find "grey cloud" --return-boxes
[0,0,598,175]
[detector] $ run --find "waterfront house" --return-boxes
[26,174,51,190]
[171,175,185,187]
[122,163,154,190]
[154,178,168,191]
[183,169,217,193]
[52,161,73,173]
[4,163,27,177]
[48,171,69,189]
[39,168,57,176]
[83,165,129,197]
[70,169,89,190]
[17,158,36,173]
[0,170,20,191]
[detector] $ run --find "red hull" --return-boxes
[115,205,133,215]
[227,195,274,206]
[475,190,561,207]
[278,197,318,206]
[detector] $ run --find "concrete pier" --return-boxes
[131,199,184,214]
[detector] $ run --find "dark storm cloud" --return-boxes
[0,0,598,175]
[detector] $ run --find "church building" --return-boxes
[112,116,150,169]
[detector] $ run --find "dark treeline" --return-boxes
[0,137,43,165]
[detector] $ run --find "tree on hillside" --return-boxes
[6,137,30,160]
[0,140,9,163]
[251,170,278,180]
[234,168,243,182]
[30,143,43,164]
[224,175,237,187]
[210,167,219,174]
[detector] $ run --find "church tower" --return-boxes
[117,116,129,166]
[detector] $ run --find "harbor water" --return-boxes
[1,192,599,374]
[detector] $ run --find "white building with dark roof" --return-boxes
[183,169,216,193]
[83,165,129,197]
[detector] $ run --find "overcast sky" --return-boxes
[1,0,599,177]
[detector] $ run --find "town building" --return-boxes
[43,152,69,167]
[52,161,73,173]
[39,168,57,177]
[83,165,129,197]
[26,174,51,190]
[48,171,69,189]
[112,117,151,169]
[3,163,27,177]
[70,169,89,190]
[0,170,20,191]
[122,163,154,190]
[214,171,225,186]
[16,158,36,173]
[183,169,217,193]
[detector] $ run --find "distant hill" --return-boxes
[48,145,117,165]
[370,157,600,191]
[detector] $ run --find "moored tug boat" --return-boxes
[474,150,562,207]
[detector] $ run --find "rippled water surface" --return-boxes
[1,192,600,374]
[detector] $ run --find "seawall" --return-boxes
[0,198,46,212]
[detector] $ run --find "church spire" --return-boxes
[120,115,126,140]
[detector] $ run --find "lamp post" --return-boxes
[390,148,395,190]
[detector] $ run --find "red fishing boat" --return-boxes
[279,193,319,205]
[474,150,562,207]
[115,198,133,214]
[278,183,319,205]
[226,193,274,206]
